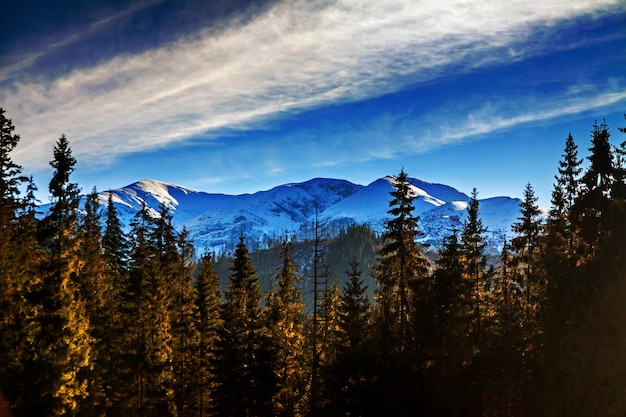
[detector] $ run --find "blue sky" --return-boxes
[1,0,625,208]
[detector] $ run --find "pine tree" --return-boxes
[103,192,128,278]
[490,238,527,416]
[265,240,307,417]
[308,207,331,417]
[511,183,544,320]
[338,261,370,352]
[488,184,543,416]
[121,202,176,416]
[322,260,372,417]
[538,120,626,417]
[430,227,469,415]
[558,133,583,210]
[541,134,583,333]
[0,107,27,227]
[99,191,130,416]
[194,252,223,417]
[76,188,112,417]
[573,120,614,258]
[34,135,92,416]
[215,236,276,417]
[171,228,200,417]
[370,169,430,415]
[459,188,490,417]
[373,169,430,355]
[0,112,43,415]
[0,107,25,393]
[612,114,626,258]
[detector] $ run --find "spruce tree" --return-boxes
[511,183,544,319]
[0,112,43,415]
[493,184,543,415]
[338,261,370,352]
[558,133,583,210]
[542,134,583,333]
[459,188,490,417]
[0,106,25,387]
[103,192,128,278]
[171,228,200,417]
[538,120,626,417]
[76,188,111,417]
[322,261,372,417]
[490,238,527,415]
[370,169,430,415]
[215,236,276,417]
[121,202,176,416]
[265,240,307,417]
[100,191,130,416]
[573,120,614,258]
[35,135,92,416]
[430,227,469,415]
[0,107,27,227]
[373,169,430,355]
[194,252,223,417]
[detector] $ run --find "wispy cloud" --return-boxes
[270,84,626,168]
[0,0,165,82]
[1,0,622,171]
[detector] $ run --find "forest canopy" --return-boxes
[1,107,626,416]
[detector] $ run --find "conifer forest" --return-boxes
[2,106,626,417]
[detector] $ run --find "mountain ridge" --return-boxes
[47,176,522,253]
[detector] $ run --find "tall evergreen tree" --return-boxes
[214,236,276,417]
[370,169,430,416]
[511,183,544,319]
[0,112,43,416]
[490,184,543,416]
[338,261,370,352]
[99,191,130,416]
[103,192,128,277]
[538,120,626,417]
[121,202,176,416]
[308,207,330,416]
[429,227,470,415]
[194,252,223,417]
[459,187,490,417]
[265,240,307,417]
[322,260,372,417]
[76,188,112,417]
[0,106,25,383]
[573,120,614,258]
[33,135,92,416]
[373,169,430,355]
[542,134,583,328]
[558,133,583,210]
[489,238,527,416]
[0,107,26,227]
[171,228,200,417]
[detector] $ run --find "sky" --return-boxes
[1,0,625,208]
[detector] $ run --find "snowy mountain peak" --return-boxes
[43,176,522,254]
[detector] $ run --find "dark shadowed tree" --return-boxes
[459,188,490,417]
[194,252,223,417]
[33,135,92,416]
[0,111,44,416]
[265,239,307,417]
[322,260,372,417]
[370,169,430,415]
[214,236,276,417]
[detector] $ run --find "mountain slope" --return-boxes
[43,176,522,253]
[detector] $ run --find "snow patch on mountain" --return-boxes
[41,176,523,254]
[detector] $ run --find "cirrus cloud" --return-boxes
[1,0,624,171]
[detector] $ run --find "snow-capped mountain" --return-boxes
[56,176,523,253]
